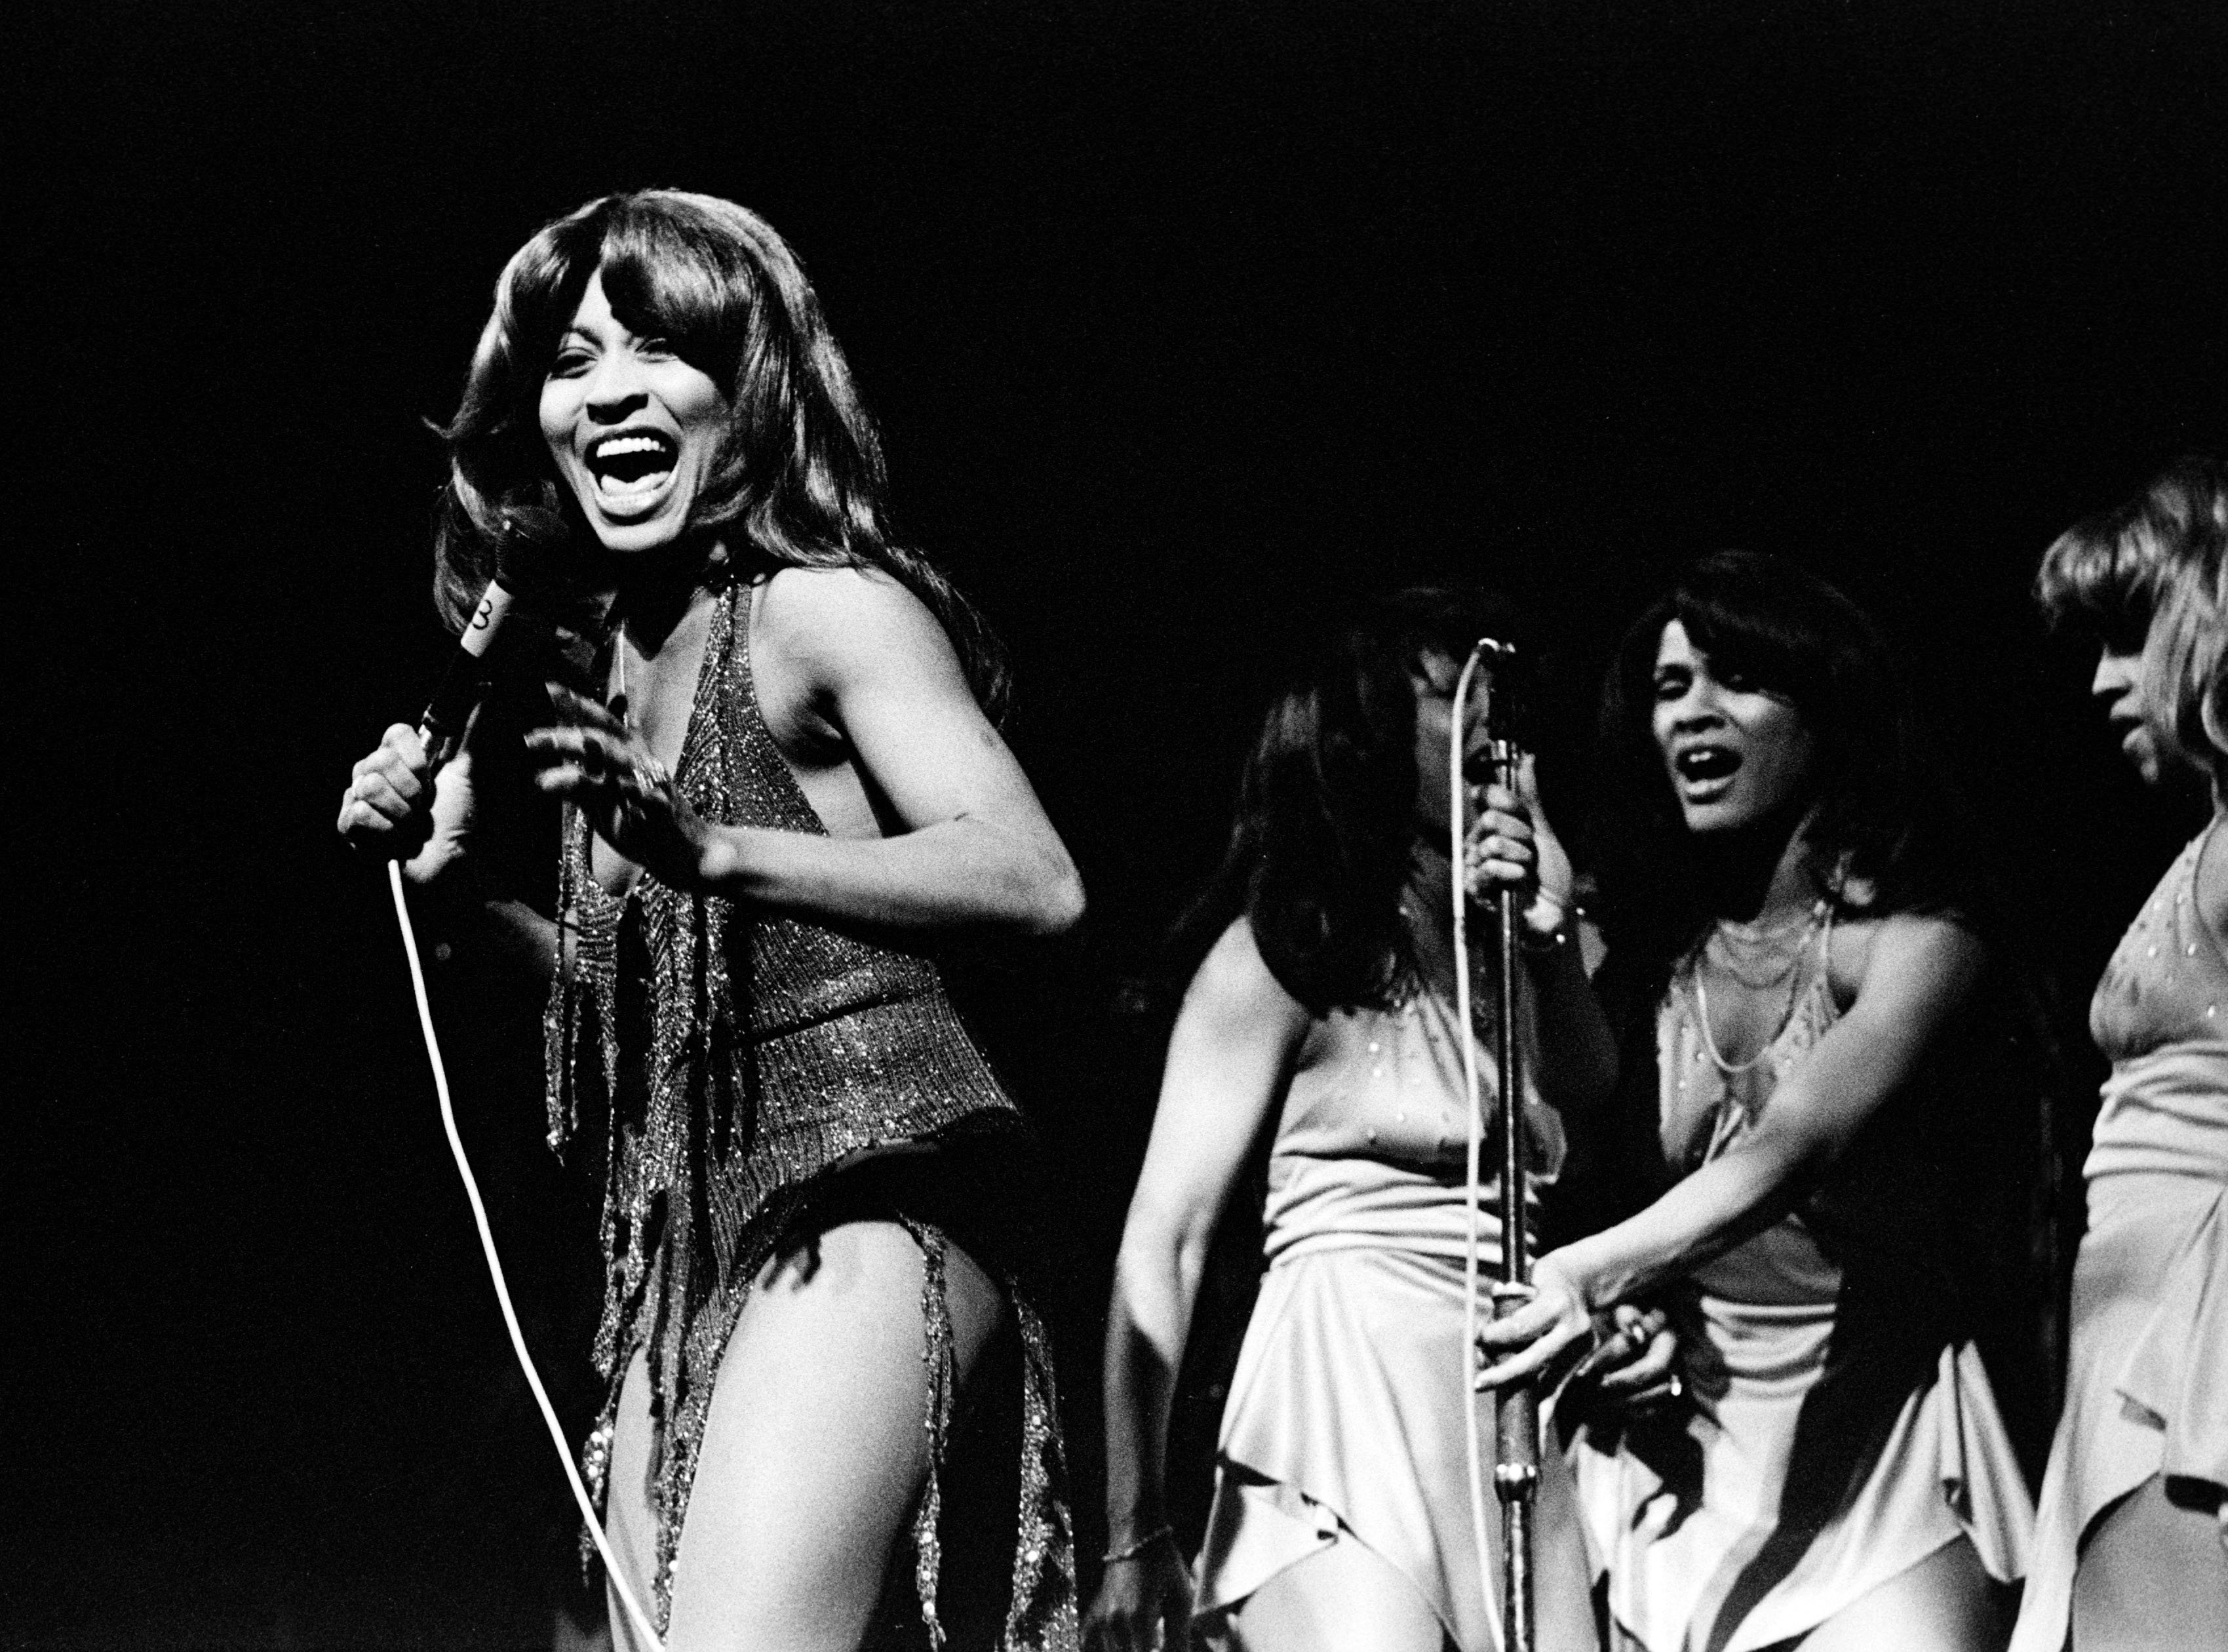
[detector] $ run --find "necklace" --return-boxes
[1702,901,1825,989]
[1689,903,1823,1074]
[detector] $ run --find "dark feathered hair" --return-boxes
[1182,589,1523,1015]
[1590,552,1980,974]
[429,189,1009,717]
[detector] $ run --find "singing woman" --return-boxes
[1477,553,2035,1651]
[336,190,1084,1652]
[2017,458,2228,1652]
[1083,593,1672,1652]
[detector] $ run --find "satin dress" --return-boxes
[1572,916,2033,1652]
[1191,980,1571,1651]
[2012,824,2228,1652]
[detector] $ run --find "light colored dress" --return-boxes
[1572,914,2033,1652]
[2011,823,2228,1652]
[1190,981,1568,1652]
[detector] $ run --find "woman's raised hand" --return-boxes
[1083,1533,1196,1652]
[338,720,477,886]
[525,683,708,887]
[1464,753,1574,940]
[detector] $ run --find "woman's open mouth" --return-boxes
[1673,745,1741,800]
[585,431,680,514]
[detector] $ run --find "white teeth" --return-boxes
[593,434,671,460]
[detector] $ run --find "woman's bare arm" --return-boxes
[531,567,1084,936]
[1479,913,1984,1387]
[1086,922,1310,1647]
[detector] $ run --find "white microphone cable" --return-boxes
[386,859,666,1652]
[1449,640,1499,1636]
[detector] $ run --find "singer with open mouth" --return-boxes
[1084,592,1672,1652]
[2016,458,2228,1652]
[1476,553,2039,1652]
[337,190,1085,1652]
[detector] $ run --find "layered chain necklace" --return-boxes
[1690,901,1826,1075]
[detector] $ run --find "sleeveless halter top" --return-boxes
[1657,907,1848,1305]
[543,577,1024,1534]
[2085,817,2228,1185]
[1653,903,1980,1318]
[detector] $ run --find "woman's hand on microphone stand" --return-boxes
[1464,754,1574,945]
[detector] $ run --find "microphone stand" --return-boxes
[1453,640,1538,1652]
[1486,662,1538,1652]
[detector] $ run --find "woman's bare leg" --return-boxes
[1215,1452,1595,1652]
[1219,1539,1451,1652]
[1796,1535,2006,1652]
[2071,1474,2228,1652]
[604,1218,1006,1652]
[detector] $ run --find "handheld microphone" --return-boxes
[418,561,522,772]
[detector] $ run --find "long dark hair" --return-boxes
[1182,589,1521,1016]
[430,189,1009,717]
[1590,551,1980,976]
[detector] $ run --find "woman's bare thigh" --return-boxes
[2071,1473,2228,1652]
[1795,1535,2006,1652]
[1220,1539,1451,1652]
[606,1217,1006,1652]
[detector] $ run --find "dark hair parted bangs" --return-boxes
[2035,456,2228,654]
[431,190,1009,718]
[1184,589,1523,1016]
[1592,551,1980,968]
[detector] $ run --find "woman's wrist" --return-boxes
[406,836,480,899]
[1101,1522,1177,1565]
[1520,888,1576,955]
[1542,1242,1611,1315]
[683,819,752,895]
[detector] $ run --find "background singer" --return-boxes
[1085,592,1672,1652]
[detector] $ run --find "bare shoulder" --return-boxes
[2196,812,2228,935]
[1186,918,1312,1035]
[1830,907,1985,1015]
[756,563,960,682]
[751,563,976,750]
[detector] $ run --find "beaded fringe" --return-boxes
[579,1216,1079,1651]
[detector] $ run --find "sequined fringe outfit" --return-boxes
[545,578,1078,1647]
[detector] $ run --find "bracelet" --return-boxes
[1101,1523,1175,1564]
[1520,923,1571,956]
[1521,891,1577,955]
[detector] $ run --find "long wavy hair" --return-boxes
[430,189,1009,716]
[1182,589,1522,1016]
[1590,552,1982,978]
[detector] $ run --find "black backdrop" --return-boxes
[13,3,2228,1645]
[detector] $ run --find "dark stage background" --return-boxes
[13,2,2228,1646]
